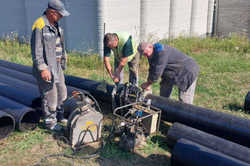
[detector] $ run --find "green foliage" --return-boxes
[68,52,103,70]
[0,129,46,153]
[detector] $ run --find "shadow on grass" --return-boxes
[223,103,248,114]
[96,141,171,166]
[150,135,170,152]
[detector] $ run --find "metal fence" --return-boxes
[215,0,250,38]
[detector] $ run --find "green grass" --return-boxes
[0,36,249,166]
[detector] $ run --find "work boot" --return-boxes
[44,117,63,132]
[56,107,68,125]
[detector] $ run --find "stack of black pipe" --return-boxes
[168,123,250,166]
[0,60,105,140]
[1,60,250,166]
[0,67,40,139]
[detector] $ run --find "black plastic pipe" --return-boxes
[244,91,250,112]
[171,139,250,166]
[64,75,113,103]
[0,60,32,74]
[147,94,250,148]
[0,60,113,103]
[0,73,40,106]
[167,123,250,164]
[0,96,39,131]
[0,66,36,85]
[2,60,250,147]
[0,110,15,140]
[0,69,94,117]
[0,65,98,99]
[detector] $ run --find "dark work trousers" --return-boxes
[160,77,197,104]
[36,62,67,127]
[114,53,139,86]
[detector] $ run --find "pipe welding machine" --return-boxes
[63,83,161,153]
[111,83,161,152]
[64,91,103,149]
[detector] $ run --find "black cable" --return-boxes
[30,133,104,166]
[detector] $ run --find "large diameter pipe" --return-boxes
[0,60,109,101]
[0,60,113,103]
[0,60,32,74]
[0,66,36,85]
[0,60,112,103]
[0,73,40,107]
[0,96,39,131]
[0,65,91,97]
[0,110,15,140]
[0,68,96,117]
[147,94,250,148]
[171,138,250,166]
[167,123,250,164]
[64,75,113,103]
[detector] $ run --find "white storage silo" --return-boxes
[104,0,141,43]
[140,0,171,42]
[169,0,193,38]
[190,0,209,37]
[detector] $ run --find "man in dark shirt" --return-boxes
[138,42,200,104]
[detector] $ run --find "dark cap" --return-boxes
[48,0,70,17]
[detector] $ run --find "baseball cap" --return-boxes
[48,0,70,17]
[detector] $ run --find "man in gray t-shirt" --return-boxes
[138,42,200,104]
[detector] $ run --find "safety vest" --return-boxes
[111,32,137,62]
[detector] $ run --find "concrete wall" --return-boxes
[216,0,250,38]
[169,0,193,38]
[190,0,209,36]
[0,0,215,53]
[140,0,171,42]
[104,0,141,43]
